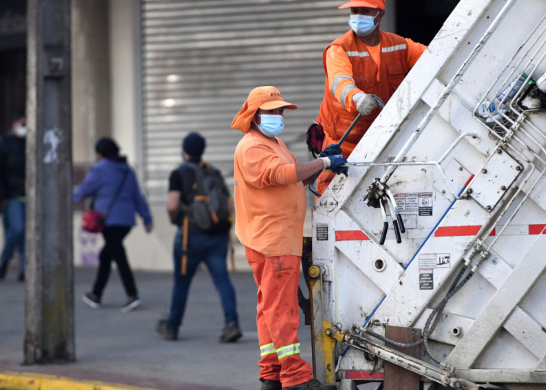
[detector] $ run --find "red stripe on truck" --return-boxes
[345,371,384,379]
[435,225,482,237]
[529,224,546,235]
[335,231,370,241]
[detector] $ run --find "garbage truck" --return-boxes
[306,0,546,388]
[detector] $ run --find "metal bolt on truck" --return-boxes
[304,0,546,389]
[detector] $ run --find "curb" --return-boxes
[0,371,157,390]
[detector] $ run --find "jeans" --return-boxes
[92,226,137,299]
[168,230,238,329]
[1,199,25,274]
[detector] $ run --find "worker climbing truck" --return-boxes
[308,0,546,389]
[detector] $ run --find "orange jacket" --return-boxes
[317,30,426,155]
[234,130,307,257]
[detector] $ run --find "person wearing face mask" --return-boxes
[314,0,427,194]
[232,86,346,390]
[0,112,27,281]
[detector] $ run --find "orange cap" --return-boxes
[231,86,297,133]
[338,0,385,9]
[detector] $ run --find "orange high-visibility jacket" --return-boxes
[316,30,425,155]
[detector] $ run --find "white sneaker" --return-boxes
[82,293,101,309]
[120,297,141,313]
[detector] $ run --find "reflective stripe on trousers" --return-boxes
[260,343,276,356]
[277,343,301,359]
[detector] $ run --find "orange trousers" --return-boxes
[246,247,314,387]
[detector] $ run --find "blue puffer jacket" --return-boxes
[73,157,152,227]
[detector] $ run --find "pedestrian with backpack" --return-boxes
[74,137,153,313]
[156,132,241,342]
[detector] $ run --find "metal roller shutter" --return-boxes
[140,0,348,205]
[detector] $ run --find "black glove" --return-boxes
[319,143,342,158]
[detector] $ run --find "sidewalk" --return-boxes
[0,267,313,390]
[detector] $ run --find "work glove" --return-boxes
[319,143,342,158]
[353,92,378,116]
[320,155,349,177]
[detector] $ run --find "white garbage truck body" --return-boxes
[311,0,546,388]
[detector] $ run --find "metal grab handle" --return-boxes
[371,95,386,108]
[309,113,365,198]
[392,219,402,244]
[386,189,405,234]
[309,184,321,197]
[396,214,406,235]
[385,194,402,244]
[379,199,388,245]
[338,114,362,146]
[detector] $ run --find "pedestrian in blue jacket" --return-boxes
[74,137,153,313]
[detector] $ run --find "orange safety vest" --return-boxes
[316,30,410,155]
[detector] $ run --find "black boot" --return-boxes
[0,261,8,280]
[156,319,178,341]
[260,378,282,390]
[219,321,242,343]
[17,271,24,282]
[282,379,337,390]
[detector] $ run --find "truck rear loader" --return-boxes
[309,0,546,389]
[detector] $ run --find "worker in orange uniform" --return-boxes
[315,0,427,194]
[232,86,348,390]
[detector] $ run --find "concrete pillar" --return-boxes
[25,0,74,364]
[108,0,141,176]
[71,0,111,166]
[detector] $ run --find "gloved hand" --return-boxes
[353,92,378,116]
[319,143,342,158]
[321,155,349,177]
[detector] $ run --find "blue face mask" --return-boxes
[257,114,284,137]
[348,13,379,37]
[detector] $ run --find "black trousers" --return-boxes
[92,226,137,299]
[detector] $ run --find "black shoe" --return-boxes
[219,321,242,343]
[260,378,282,390]
[0,262,8,280]
[17,272,24,282]
[156,319,178,340]
[120,296,141,313]
[282,379,337,390]
[82,292,101,309]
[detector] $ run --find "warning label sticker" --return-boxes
[316,224,328,241]
[419,253,450,269]
[418,192,433,216]
[406,193,419,213]
[420,269,434,290]
[394,193,419,213]
[394,193,406,211]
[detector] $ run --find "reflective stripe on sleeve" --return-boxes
[340,84,357,109]
[346,51,370,57]
[276,343,301,359]
[331,75,355,97]
[260,343,276,356]
[382,44,407,53]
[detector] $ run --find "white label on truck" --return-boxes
[406,193,419,212]
[418,192,433,216]
[316,223,328,241]
[419,269,434,290]
[419,253,450,269]
[394,193,406,211]
[394,193,419,213]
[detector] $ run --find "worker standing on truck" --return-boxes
[232,86,347,390]
[315,0,427,194]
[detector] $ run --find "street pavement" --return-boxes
[0,266,314,390]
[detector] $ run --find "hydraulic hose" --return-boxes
[361,265,470,352]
